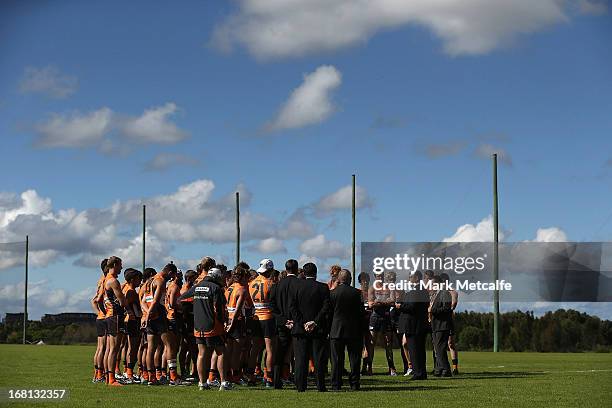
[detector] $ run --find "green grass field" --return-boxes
[0,345,611,407]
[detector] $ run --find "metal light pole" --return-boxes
[142,205,146,274]
[236,192,240,266]
[23,235,29,344]
[492,154,500,352]
[352,174,356,287]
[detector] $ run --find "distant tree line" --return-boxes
[0,320,97,345]
[454,309,612,352]
[0,309,610,351]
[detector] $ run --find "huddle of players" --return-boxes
[92,255,306,390]
[91,255,459,390]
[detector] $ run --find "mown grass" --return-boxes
[0,345,611,407]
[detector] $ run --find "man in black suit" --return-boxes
[430,275,453,377]
[396,270,429,380]
[329,269,365,391]
[290,262,330,392]
[270,259,300,389]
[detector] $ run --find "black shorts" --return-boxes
[245,318,257,336]
[252,319,276,338]
[105,315,125,336]
[196,335,225,347]
[168,315,183,335]
[96,319,106,337]
[146,316,168,336]
[183,313,194,338]
[121,320,139,336]
[369,312,393,333]
[140,329,148,345]
[227,319,246,339]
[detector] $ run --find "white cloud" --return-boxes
[32,103,188,150]
[266,65,341,132]
[579,0,608,15]
[474,143,513,166]
[420,141,467,158]
[0,190,51,228]
[19,66,78,98]
[121,102,188,144]
[297,253,320,267]
[144,152,200,171]
[278,209,315,239]
[444,216,568,243]
[382,234,395,242]
[443,215,505,242]
[211,0,568,59]
[533,227,568,242]
[299,234,349,259]
[254,237,287,254]
[316,184,371,213]
[34,108,113,148]
[0,179,315,270]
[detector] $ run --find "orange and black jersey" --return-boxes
[225,283,247,320]
[122,283,139,321]
[93,276,106,319]
[139,281,151,323]
[249,274,274,321]
[142,274,166,320]
[165,281,181,320]
[179,276,225,337]
[103,275,122,318]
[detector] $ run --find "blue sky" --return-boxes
[0,0,611,319]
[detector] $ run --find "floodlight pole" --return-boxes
[492,154,500,352]
[352,174,356,287]
[142,205,146,274]
[23,235,28,344]
[236,192,240,266]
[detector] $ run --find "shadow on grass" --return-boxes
[453,371,544,380]
[244,385,452,392]
[359,385,453,392]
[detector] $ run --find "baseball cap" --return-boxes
[257,258,274,273]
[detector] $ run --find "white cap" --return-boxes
[257,258,274,273]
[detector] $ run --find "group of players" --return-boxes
[91,255,459,391]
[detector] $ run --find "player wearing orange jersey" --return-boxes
[179,269,198,382]
[248,259,277,388]
[163,270,184,385]
[225,266,249,384]
[121,269,142,383]
[142,263,176,385]
[91,258,108,383]
[102,256,127,386]
[137,267,155,383]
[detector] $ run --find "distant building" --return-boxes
[41,313,96,326]
[2,313,25,325]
